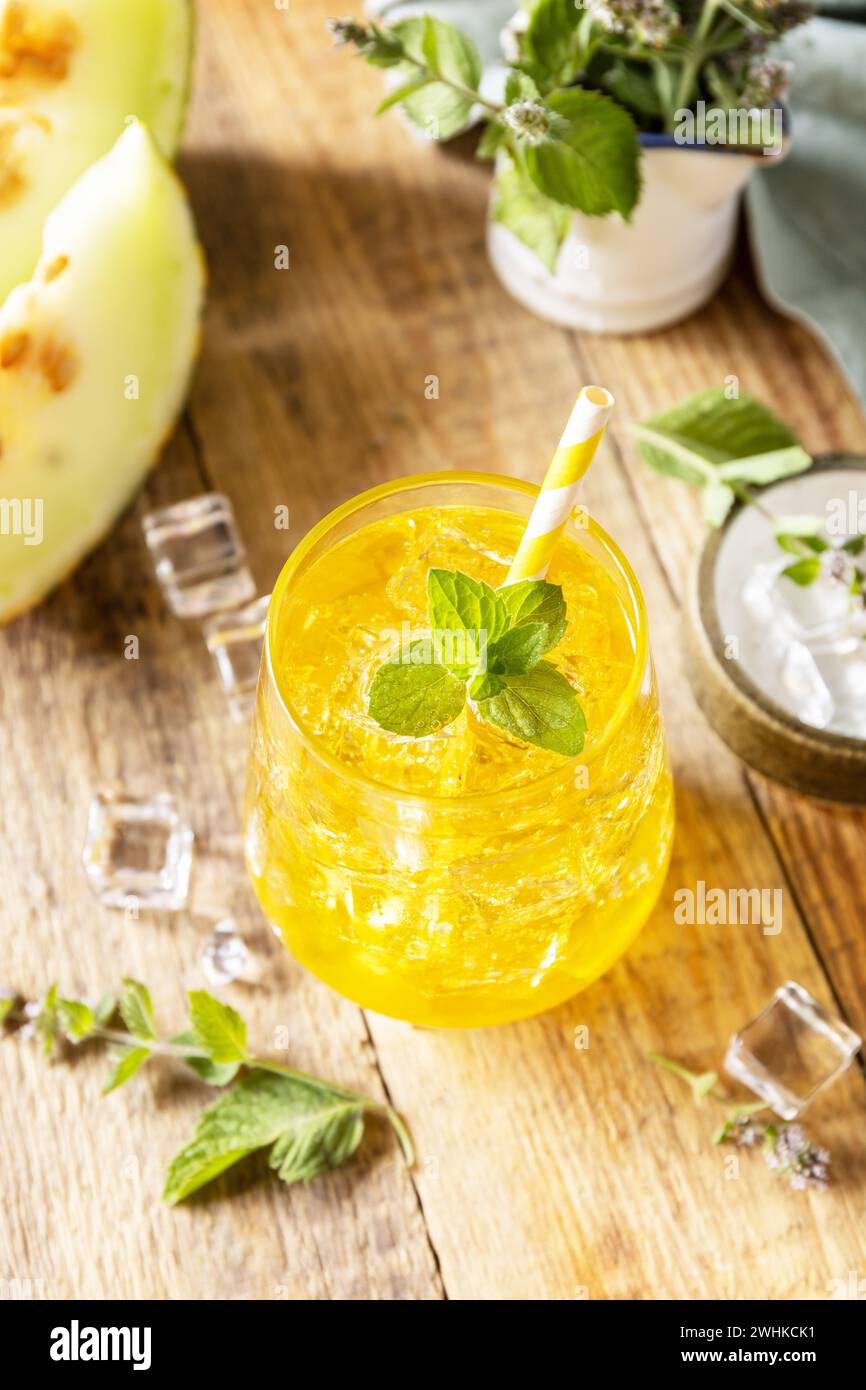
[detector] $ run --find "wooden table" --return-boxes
[2,0,865,1301]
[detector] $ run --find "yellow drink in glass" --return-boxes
[245,474,673,1027]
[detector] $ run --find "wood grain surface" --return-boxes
[1,0,864,1300]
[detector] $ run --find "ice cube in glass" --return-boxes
[82,790,194,910]
[142,493,255,618]
[724,981,861,1120]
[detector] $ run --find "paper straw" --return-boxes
[503,386,615,585]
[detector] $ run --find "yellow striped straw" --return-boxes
[504,386,615,585]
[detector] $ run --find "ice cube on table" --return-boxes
[82,790,194,911]
[201,918,258,986]
[142,494,255,619]
[203,594,270,721]
[724,981,861,1120]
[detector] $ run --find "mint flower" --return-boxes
[326,17,369,47]
[504,100,554,144]
[587,0,680,48]
[766,1124,830,1191]
[739,56,792,107]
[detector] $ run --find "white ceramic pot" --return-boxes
[487,137,782,334]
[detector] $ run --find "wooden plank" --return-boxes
[2,0,864,1302]
[177,0,865,1298]
[0,428,442,1300]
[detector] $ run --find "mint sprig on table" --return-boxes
[649,1053,830,1192]
[368,568,586,756]
[1,982,412,1205]
[633,388,866,601]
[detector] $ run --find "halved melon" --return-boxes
[0,0,193,299]
[0,118,204,621]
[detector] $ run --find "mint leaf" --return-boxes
[188,990,248,1065]
[524,0,585,90]
[94,992,116,1027]
[57,999,95,1043]
[777,533,827,557]
[603,61,663,120]
[35,984,59,1056]
[782,558,822,587]
[487,621,548,675]
[702,480,736,527]
[474,660,586,755]
[390,17,481,139]
[491,156,570,273]
[418,13,480,89]
[171,1031,241,1088]
[162,1070,367,1205]
[368,637,466,736]
[843,535,865,556]
[499,579,567,655]
[635,390,803,486]
[0,995,17,1025]
[476,119,507,160]
[427,568,507,676]
[119,978,155,1042]
[103,1046,150,1095]
[522,88,640,220]
[504,71,540,106]
[717,446,812,487]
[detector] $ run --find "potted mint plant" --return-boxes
[330,1,810,332]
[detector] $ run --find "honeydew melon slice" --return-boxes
[0,0,193,300]
[0,118,204,621]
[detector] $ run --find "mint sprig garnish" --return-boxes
[367,567,586,756]
[1,983,412,1204]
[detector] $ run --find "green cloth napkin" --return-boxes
[746,7,866,408]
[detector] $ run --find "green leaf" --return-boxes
[782,558,822,587]
[717,445,812,486]
[0,994,18,1025]
[603,61,663,120]
[776,532,826,557]
[524,0,584,90]
[491,156,571,273]
[702,480,736,527]
[843,535,865,556]
[427,568,507,677]
[504,70,539,106]
[119,978,155,1041]
[35,984,59,1056]
[375,76,432,116]
[162,1070,368,1205]
[418,13,481,88]
[93,992,116,1027]
[368,637,466,737]
[634,390,803,487]
[188,990,248,1065]
[390,17,481,139]
[522,87,640,220]
[487,621,549,675]
[102,1046,150,1095]
[500,578,568,654]
[474,660,586,755]
[57,999,95,1043]
[171,1031,241,1088]
[475,119,507,160]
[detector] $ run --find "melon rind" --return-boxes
[0,118,205,622]
[0,0,194,300]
